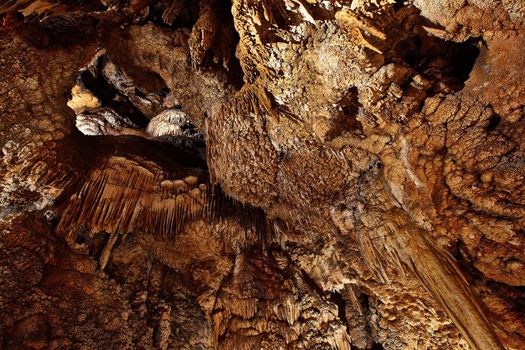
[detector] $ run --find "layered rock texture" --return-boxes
[0,0,524,349]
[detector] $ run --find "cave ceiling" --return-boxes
[0,0,524,349]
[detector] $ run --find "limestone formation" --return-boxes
[0,1,524,349]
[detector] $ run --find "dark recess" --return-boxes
[393,0,404,11]
[148,0,244,88]
[326,87,364,140]
[330,291,350,330]
[486,114,501,132]
[393,33,481,91]
[78,66,152,128]
[299,269,326,297]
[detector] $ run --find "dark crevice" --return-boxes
[90,232,110,261]
[259,0,304,29]
[329,291,350,332]
[78,69,151,128]
[307,5,334,21]
[327,87,363,140]
[359,290,379,350]
[299,269,325,298]
[371,342,384,350]
[448,38,481,85]
[393,0,404,11]
[487,114,502,132]
[361,292,370,311]
[105,233,123,271]
[73,225,89,245]
[390,26,481,92]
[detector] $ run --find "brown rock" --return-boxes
[1,1,524,349]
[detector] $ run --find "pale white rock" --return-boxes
[146,109,202,139]
[76,108,137,136]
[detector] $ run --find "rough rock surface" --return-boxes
[0,1,524,350]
